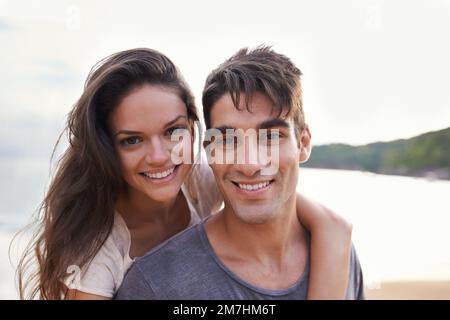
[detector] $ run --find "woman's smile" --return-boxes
[139,164,181,184]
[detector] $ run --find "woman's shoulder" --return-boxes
[75,212,133,298]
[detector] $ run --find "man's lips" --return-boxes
[231,179,275,192]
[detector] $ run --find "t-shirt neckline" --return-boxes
[197,221,311,297]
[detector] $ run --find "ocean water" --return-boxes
[1,158,449,299]
[297,168,450,286]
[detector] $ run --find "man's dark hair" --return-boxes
[202,45,305,140]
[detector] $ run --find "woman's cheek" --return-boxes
[117,149,139,176]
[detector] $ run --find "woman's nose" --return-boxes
[144,137,170,165]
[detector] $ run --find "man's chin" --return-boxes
[230,204,278,224]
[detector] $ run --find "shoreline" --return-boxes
[302,166,450,181]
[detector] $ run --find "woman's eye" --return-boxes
[120,136,142,146]
[166,126,188,136]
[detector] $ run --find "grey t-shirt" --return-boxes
[114,222,364,300]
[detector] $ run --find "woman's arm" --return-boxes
[296,193,352,300]
[66,289,111,300]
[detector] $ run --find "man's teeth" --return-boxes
[237,181,270,191]
[143,167,175,179]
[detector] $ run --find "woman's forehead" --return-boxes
[110,85,187,131]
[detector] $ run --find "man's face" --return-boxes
[207,92,311,224]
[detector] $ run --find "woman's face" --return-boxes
[109,84,193,203]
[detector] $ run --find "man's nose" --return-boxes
[144,137,170,165]
[234,137,270,177]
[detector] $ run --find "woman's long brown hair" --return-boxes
[15,48,199,299]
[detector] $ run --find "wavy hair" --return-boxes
[15,48,199,299]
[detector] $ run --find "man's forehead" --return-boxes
[210,92,291,129]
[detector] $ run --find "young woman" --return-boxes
[17,48,352,300]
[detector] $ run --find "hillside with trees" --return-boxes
[304,127,450,179]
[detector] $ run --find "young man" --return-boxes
[114,46,364,300]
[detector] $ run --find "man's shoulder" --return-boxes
[121,222,221,299]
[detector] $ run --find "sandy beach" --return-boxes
[365,281,450,300]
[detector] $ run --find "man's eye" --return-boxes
[120,136,142,145]
[224,135,235,145]
[212,135,237,149]
[260,131,281,144]
[224,135,242,149]
[268,131,281,140]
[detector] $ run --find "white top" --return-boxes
[74,161,223,298]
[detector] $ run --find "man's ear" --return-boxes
[298,124,312,164]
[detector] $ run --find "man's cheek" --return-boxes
[278,146,299,167]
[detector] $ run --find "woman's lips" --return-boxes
[139,165,180,184]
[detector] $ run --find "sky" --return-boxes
[0,0,449,157]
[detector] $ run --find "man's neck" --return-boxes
[204,195,308,290]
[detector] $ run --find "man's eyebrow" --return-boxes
[211,126,235,134]
[258,118,290,130]
[114,115,187,136]
[210,119,289,133]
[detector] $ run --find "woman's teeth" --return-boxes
[143,167,175,179]
[237,181,270,191]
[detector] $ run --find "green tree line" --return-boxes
[303,127,450,179]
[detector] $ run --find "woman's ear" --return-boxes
[298,124,312,164]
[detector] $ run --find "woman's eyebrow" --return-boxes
[114,115,188,136]
[164,115,187,128]
[114,129,142,136]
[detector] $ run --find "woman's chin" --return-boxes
[144,189,181,203]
